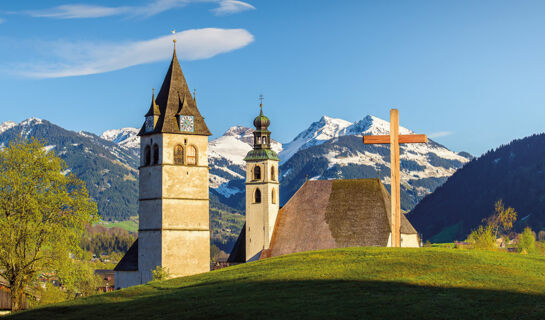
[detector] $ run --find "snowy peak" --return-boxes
[0,121,17,134]
[101,128,139,150]
[280,116,352,163]
[341,115,413,136]
[221,126,255,145]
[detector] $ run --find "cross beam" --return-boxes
[363,109,427,247]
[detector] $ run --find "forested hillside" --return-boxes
[409,133,545,241]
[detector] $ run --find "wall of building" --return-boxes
[401,234,420,248]
[114,271,141,290]
[138,133,210,283]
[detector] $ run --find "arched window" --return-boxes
[270,166,276,181]
[254,188,261,203]
[186,145,197,165]
[174,145,184,164]
[262,136,267,144]
[153,144,159,164]
[144,145,151,166]
[272,188,277,204]
[253,165,261,180]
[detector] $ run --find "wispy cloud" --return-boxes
[428,131,453,138]
[15,28,254,78]
[0,18,5,24]
[211,0,255,15]
[25,0,255,19]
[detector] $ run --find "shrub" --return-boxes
[518,227,536,254]
[152,266,170,281]
[466,225,495,250]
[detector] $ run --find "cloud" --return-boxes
[428,131,453,138]
[211,0,256,15]
[25,0,255,19]
[26,5,130,19]
[16,28,254,78]
[0,18,4,23]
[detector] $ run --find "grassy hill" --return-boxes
[8,247,545,320]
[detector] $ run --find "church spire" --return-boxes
[144,88,160,117]
[244,96,279,162]
[138,45,211,136]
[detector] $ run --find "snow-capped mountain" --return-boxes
[99,114,470,212]
[280,116,352,163]
[208,126,282,199]
[278,115,470,210]
[101,128,140,154]
[0,121,16,134]
[0,118,139,221]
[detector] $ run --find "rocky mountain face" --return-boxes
[99,115,470,212]
[409,133,545,242]
[0,115,470,252]
[0,118,139,221]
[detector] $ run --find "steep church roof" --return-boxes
[138,48,211,136]
[228,179,418,262]
[114,240,138,271]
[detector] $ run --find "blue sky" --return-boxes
[1,0,545,156]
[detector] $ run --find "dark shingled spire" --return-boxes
[139,48,211,136]
[144,89,160,117]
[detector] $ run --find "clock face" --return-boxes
[179,115,195,132]
[145,116,154,132]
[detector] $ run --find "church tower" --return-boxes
[244,101,280,261]
[136,46,211,282]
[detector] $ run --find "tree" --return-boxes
[467,225,496,250]
[487,200,517,238]
[0,139,98,311]
[518,227,536,254]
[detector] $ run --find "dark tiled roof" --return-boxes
[227,223,246,263]
[260,179,418,259]
[114,240,138,271]
[139,49,211,136]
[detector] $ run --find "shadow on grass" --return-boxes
[7,279,545,320]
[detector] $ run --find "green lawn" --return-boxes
[8,247,545,320]
[96,219,138,233]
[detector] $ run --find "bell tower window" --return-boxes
[254,188,262,203]
[174,145,184,164]
[187,145,197,165]
[253,165,261,180]
[144,145,151,166]
[152,144,159,164]
[271,166,276,181]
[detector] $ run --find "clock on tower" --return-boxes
[179,115,195,132]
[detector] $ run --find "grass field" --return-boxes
[7,247,545,320]
[96,218,138,233]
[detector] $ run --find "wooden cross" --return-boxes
[363,109,427,247]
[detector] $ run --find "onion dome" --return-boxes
[253,105,270,129]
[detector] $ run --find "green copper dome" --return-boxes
[253,109,270,129]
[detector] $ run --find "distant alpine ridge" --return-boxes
[0,115,470,218]
[98,114,471,212]
[409,132,545,242]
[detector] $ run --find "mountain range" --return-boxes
[409,132,545,242]
[0,115,470,250]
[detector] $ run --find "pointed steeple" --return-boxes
[139,48,211,136]
[145,88,160,117]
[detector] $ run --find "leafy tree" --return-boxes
[151,266,170,281]
[0,139,98,310]
[518,227,536,254]
[487,200,517,238]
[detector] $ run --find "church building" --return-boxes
[114,45,211,289]
[228,111,420,263]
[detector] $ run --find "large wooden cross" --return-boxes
[363,109,427,247]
